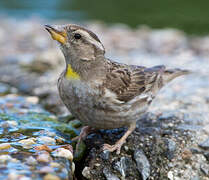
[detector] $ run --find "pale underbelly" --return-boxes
[59,79,148,129]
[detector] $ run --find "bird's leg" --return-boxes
[72,126,93,153]
[102,121,136,154]
[72,126,92,142]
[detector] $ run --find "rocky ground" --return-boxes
[0,17,209,180]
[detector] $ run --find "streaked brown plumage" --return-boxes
[45,24,190,154]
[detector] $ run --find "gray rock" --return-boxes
[134,149,150,180]
[204,152,209,161]
[103,168,120,180]
[164,138,176,160]
[112,157,130,178]
[100,150,110,160]
[190,176,200,180]
[199,138,209,150]
[200,164,209,176]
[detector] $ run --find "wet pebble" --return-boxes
[43,174,60,180]
[25,156,37,165]
[37,151,52,163]
[82,166,91,179]
[34,145,52,152]
[52,148,73,161]
[19,138,36,148]
[134,149,150,180]
[0,154,12,163]
[39,166,54,173]
[38,136,56,145]
[0,143,11,150]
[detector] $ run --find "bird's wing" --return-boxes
[103,61,165,103]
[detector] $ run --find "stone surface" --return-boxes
[134,149,150,180]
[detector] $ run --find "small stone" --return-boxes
[124,145,129,151]
[113,157,130,178]
[100,150,110,160]
[95,163,100,167]
[50,162,61,168]
[164,138,176,160]
[72,162,75,174]
[5,121,18,127]
[43,174,60,180]
[38,136,56,145]
[134,149,150,180]
[200,164,209,176]
[19,177,32,180]
[37,152,52,163]
[82,166,91,179]
[181,149,192,160]
[199,138,209,150]
[7,172,23,180]
[0,154,12,163]
[25,156,37,165]
[0,143,11,150]
[204,152,209,161]
[39,166,54,173]
[167,171,174,180]
[190,176,200,180]
[103,167,120,180]
[19,138,36,146]
[52,148,73,161]
[26,96,39,104]
[34,145,52,152]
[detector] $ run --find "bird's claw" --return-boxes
[102,140,125,155]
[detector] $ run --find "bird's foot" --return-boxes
[102,139,125,155]
[102,122,136,155]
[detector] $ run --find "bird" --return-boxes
[45,24,190,154]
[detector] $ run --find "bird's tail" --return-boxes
[163,68,191,84]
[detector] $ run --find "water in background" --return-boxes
[0,0,209,35]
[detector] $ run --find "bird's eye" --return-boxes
[74,33,81,39]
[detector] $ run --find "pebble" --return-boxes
[134,149,150,180]
[38,136,56,145]
[25,156,37,165]
[43,174,60,180]
[113,157,129,178]
[52,148,73,161]
[19,138,36,146]
[0,154,12,163]
[200,164,209,176]
[103,167,120,180]
[0,143,11,150]
[26,96,39,104]
[199,138,209,150]
[181,149,193,160]
[37,152,52,163]
[100,150,110,160]
[82,166,91,179]
[39,166,54,173]
[34,145,52,152]
[164,138,176,160]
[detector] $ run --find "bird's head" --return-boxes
[45,24,105,63]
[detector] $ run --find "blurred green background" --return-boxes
[0,0,208,35]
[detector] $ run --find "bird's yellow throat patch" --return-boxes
[65,64,80,80]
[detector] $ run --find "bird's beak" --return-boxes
[45,24,67,44]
